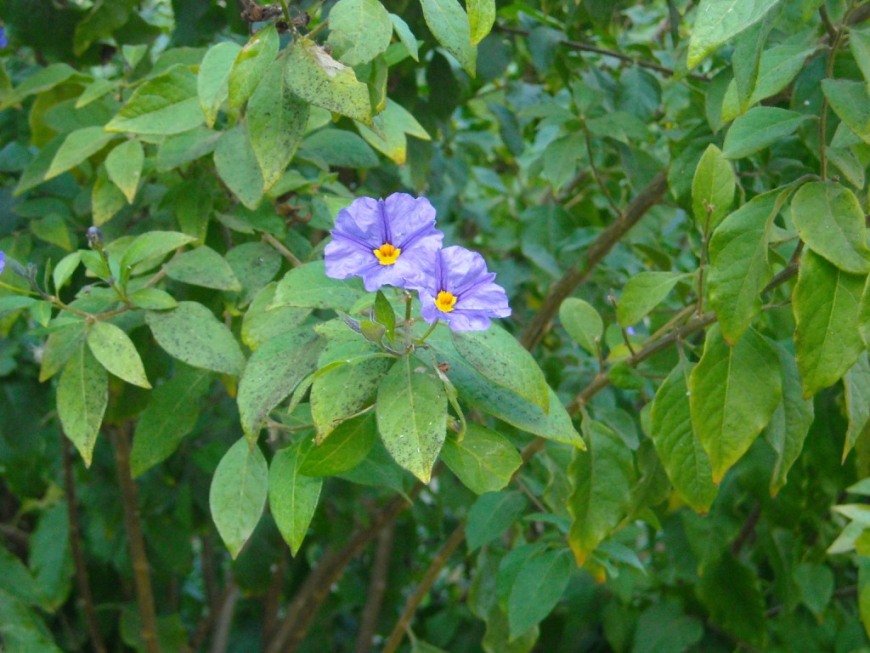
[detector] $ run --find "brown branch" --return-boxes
[354,521,396,653]
[520,169,670,351]
[209,584,240,653]
[189,584,238,652]
[63,437,106,653]
[496,25,708,81]
[380,523,467,653]
[263,551,287,644]
[111,423,162,653]
[265,490,421,653]
[731,503,762,557]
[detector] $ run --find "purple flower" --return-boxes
[0,27,7,49]
[324,193,443,292]
[0,251,5,274]
[412,246,511,331]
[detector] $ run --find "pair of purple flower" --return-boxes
[324,193,510,331]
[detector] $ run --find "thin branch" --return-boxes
[262,232,302,267]
[265,490,421,653]
[380,524,467,653]
[731,503,762,557]
[111,423,162,653]
[209,584,240,653]
[189,584,238,653]
[520,169,670,351]
[496,25,708,81]
[63,437,106,653]
[354,521,397,653]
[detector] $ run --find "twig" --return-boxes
[520,169,669,351]
[265,490,421,653]
[731,503,761,557]
[262,551,287,644]
[262,232,302,267]
[380,524,466,653]
[209,584,240,653]
[111,423,162,653]
[583,124,622,217]
[496,25,708,81]
[63,437,106,653]
[189,584,237,652]
[354,522,396,653]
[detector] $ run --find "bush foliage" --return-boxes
[2,0,870,651]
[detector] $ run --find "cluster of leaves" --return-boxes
[3,0,870,652]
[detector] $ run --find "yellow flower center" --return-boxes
[373,242,401,265]
[435,290,458,313]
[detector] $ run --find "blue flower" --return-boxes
[324,193,443,292]
[412,246,510,331]
[0,251,5,274]
[0,27,7,49]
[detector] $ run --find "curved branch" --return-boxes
[520,169,670,351]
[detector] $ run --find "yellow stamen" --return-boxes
[435,290,457,313]
[373,242,401,265]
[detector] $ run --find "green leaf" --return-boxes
[228,24,279,107]
[844,353,870,463]
[73,0,135,55]
[52,252,81,292]
[0,547,42,607]
[45,127,116,180]
[120,230,196,270]
[241,283,310,350]
[130,366,212,477]
[127,287,178,310]
[631,600,704,653]
[390,13,420,61]
[441,423,522,495]
[284,37,371,123]
[269,443,322,555]
[794,562,834,620]
[419,0,477,76]
[92,168,127,226]
[650,364,717,513]
[687,0,782,69]
[567,420,635,565]
[1,63,84,109]
[794,250,865,397]
[198,41,242,128]
[57,344,108,466]
[467,0,496,45]
[39,320,87,382]
[29,503,73,613]
[248,56,309,191]
[376,356,448,482]
[272,261,366,311]
[453,325,549,413]
[764,344,813,495]
[708,191,778,343]
[105,139,144,203]
[722,107,812,159]
[691,144,735,231]
[299,413,377,476]
[86,321,151,388]
[238,327,323,439]
[300,128,379,168]
[747,43,815,107]
[213,125,264,210]
[311,354,390,441]
[507,549,572,639]
[327,0,393,66]
[689,326,781,483]
[146,301,246,376]
[355,99,430,165]
[822,78,870,143]
[559,297,603,355]
[730,18,768,111]
[466,491,528,551]
[697,553,766,646]
[425,332,584,448]
[209,438,268,558]
[791,182,870,274]
[164,245,242,291]
[851,26,870,85]
[617,271,688,327]
[105,65,204,135]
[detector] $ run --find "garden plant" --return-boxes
[2,0,870,651]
